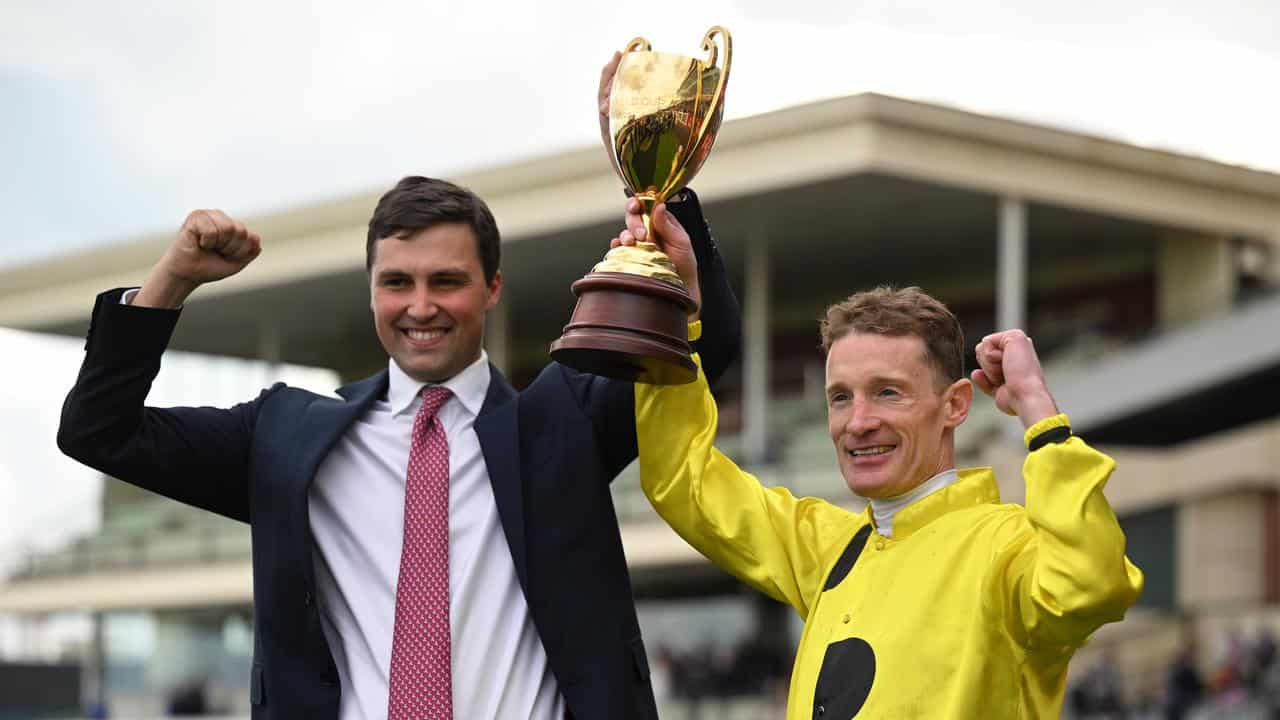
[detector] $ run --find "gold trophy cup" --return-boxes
[550,26,732,385]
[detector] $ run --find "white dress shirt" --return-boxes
[308,352,564,720]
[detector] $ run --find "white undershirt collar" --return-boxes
[869,468,960,538]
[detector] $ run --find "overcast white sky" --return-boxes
[1,0,1279,601]
[0,328,337,575]
[3,0,1280,270]
[0,325,336,655]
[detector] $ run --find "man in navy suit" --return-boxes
[57,173,740,720]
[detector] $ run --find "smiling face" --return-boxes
[369,222,502,384]
[825,332,972,499]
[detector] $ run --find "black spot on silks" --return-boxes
[823,525,872,591]
[813,637,876,718]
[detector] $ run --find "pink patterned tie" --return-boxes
[388,385,453,719]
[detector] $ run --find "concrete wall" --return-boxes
[1179,490,1268,610]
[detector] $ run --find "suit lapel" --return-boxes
[474,365,529,592]
[297,372,388,485]
[291,371,389,585]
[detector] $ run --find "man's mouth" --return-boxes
[403,328,448,343]
[848,445,894,457]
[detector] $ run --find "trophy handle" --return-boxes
[624,37,652,53]
[695,26,732,147]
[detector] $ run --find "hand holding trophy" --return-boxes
[551,26,732,385]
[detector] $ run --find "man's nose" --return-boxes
[845,398,881,435]
[406,288,437,319]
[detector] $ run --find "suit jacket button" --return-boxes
[816,704,825,716]
[304,591,314,607]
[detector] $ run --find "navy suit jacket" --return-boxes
[58,192,741,720]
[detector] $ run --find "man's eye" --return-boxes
[878,388,899,398]
[828,393,849,405]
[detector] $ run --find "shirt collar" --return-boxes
[866,467,1001,540]
[869,468,959,538]
[387,351,491,418]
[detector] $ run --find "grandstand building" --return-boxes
[2,92,1278,714]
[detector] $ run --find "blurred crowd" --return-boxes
[1071,627,1280,719]
[650,639,790,719]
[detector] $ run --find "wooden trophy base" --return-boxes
[549,272,698,385]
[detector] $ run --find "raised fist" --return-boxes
[133,209,261,308]
[971,329,1059,428]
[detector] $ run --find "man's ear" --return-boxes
[943,378,973,429]
[485,270,503,310]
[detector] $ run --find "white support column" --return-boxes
[997,196,1027,331]
[743,233,771,467]
[1158,232,1235,328]
[485,296,511,377]
[85,611,107,709]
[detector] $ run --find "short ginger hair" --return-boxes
[819,286,964,388]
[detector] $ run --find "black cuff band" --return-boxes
[1028,425,1072,452]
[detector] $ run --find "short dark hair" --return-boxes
[820,286,964,388]
[366,176,501,283]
